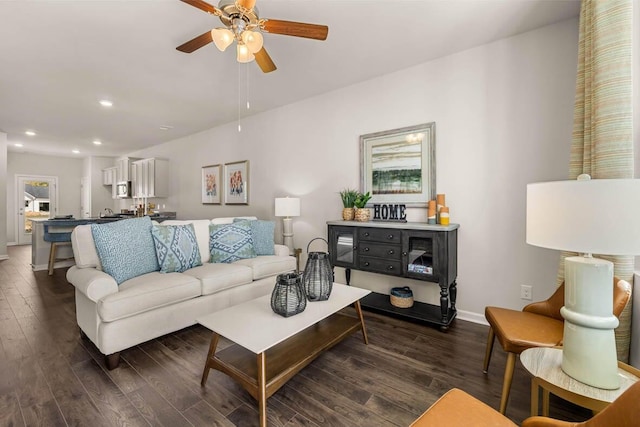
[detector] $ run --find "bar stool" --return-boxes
[43,222,74,275]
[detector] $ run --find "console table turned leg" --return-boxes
[105,352,120,370]
[439,285,450,329]
[449,280,458,312]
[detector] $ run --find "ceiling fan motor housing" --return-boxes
[218,0,260,28]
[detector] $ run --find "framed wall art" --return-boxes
[360,122,436,207]
[202,164,221,204]
[224,160,249,205]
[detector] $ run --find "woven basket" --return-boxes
[390,286,414,308]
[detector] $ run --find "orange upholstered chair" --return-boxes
[483,277,631,415]
[410,380,640,427]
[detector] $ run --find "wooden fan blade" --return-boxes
[254,47,276,73]
[262,19,328,40]
[236,0,256,11]
[176,30,213,53]
[180,0,220,15]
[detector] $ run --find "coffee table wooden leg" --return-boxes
[531,378,539,416]
[542,388,550,417]
[201,333,220,387]
[354,300,369,345]
[257,352,267,427]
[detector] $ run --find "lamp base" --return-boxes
[282,217,294,256]
[560,256,620,389]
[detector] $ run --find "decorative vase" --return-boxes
[354,208,370,222]
[302,238,333,301]
[342,208,355,221]
[271,272,307,317]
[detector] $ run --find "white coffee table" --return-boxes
[198,283,370,427]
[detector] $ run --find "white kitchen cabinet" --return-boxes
[131,158,169,198]
[116,157,139,183]
[102,167,117,185]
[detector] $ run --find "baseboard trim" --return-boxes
[32,260,75,272]
[0,254,9,261]
[456,310,488,326]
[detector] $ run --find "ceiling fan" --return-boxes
[176,0,329,73]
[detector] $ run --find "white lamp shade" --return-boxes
[526,179,640,255]
[241,30,263,53]
[275,197,300,217]
[211,28,234,52]
[236,43,255,63]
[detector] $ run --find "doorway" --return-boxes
[16,175,58,245]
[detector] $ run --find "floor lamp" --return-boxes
[275,197,300,255]
[526,175,640,389]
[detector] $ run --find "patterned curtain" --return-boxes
[558,0,633,362]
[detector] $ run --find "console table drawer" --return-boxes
[358,228,401,243]
[358,243,401,260]
[359,257,402,275]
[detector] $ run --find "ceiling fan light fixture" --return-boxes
[241,30,263,53]
[236,43,255,63]
[211,28,234,51]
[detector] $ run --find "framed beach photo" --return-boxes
[360,122,436,207]
[201,164,221,204]
[224,160,249,205]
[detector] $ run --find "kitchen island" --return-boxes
[31,214,176,272]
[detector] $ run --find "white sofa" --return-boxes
[66,217,296,369]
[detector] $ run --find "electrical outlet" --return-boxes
[520,285,532,300]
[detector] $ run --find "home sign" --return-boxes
[373,204,407,222]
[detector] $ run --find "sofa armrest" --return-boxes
[274,244,290,257]
[66,266,118,302]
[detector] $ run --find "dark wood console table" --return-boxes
[327,221,458,329]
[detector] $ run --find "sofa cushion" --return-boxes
[71,224,102,269]
[158,219,212,263]
[234,219,275,256]
[152,224,202,273]
[233,255,296,280]
[98,272,201,322]
[209,222,256,263]
[91,217,159,285]
[211,216,257,225]
[183,262,253,295]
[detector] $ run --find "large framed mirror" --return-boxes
[360,122,436,207]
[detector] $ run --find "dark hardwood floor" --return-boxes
[0,245,590,426]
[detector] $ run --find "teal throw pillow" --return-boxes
[91,216,159,285]
[209,222,256,263]
[152,224,202,273]
[233,218,275,255]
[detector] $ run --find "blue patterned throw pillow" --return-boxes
[152,224,202,273]
[233,219,275,255]
[91,216,159,285]
[209,222,256,263]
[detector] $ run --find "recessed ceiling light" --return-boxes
[72,149,80,154]
[99,100,113,107]
[159,125,173,131]
[93,140,102,145]
[14,143,23,147]
[25,130,36,136]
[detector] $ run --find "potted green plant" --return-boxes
[339,188,358,220]
[354,191,372,222]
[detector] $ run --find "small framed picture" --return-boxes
[201,164,221,204]
[224,160,249,205]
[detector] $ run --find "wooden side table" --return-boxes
[520,347,640,417]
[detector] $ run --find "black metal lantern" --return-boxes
[302,238,333,301]
[271,272,307,317]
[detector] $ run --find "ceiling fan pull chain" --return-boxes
[238,62,242,132]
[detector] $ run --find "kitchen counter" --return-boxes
[31,214,176,271]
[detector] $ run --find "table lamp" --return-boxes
[526,175,640,389]
[275,197,300,255]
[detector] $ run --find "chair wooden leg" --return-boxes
[483,327,495,373]
[105,352,121,370]
[48,242,57,275]
[499,352,516,415]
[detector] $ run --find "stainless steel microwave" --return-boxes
[116,181,131,198]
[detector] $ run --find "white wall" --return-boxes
[0,132,7,259]
[128,18,579,322]
[83,156,117,217]
[7,152,83,244]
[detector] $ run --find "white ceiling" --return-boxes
[0,0,580,158]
